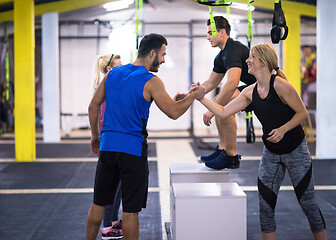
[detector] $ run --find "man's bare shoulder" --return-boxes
[145,76,164,89]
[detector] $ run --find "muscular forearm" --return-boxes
[214,83,236,106]
[202,81,218,94]
[88,104,100,137]
[171,92,196,120]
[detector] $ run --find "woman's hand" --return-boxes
[267,127,285,143]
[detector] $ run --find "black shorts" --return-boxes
[93,151,149,213]
[237,84,253,112]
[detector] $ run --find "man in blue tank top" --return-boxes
[86,33,205,240]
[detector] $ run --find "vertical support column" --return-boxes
[188,21,194,135]
[316,0,336,159]
[283,11,301,95]
[14,0,35,161]
[42,12,60,143]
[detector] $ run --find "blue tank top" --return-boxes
[100,64,154,157]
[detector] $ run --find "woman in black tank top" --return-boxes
[194,44,327,239]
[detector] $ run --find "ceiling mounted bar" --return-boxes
[194,0,232,7]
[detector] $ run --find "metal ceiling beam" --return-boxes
[0,0,116,23]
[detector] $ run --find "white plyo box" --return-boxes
[169,163,230,184]
[170,182,246,240]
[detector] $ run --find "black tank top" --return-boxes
[251,75,305,154]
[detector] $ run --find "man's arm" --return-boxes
[88,74,107,155]
[202,71,225,94]
[173,71,224,102]
[213,67,241,105]
[145,76,205,120]
[202,67,241,126]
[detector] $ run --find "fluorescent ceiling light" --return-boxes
[231,3,255,11]
[103,0,134,11]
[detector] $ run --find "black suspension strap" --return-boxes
[270,0,288,44]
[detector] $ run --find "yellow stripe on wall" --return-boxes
[283,11,301,95]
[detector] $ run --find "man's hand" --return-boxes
[203,111,215,126]
[173,93,188,102]
[190,82,206,100]
[91,135,100,156]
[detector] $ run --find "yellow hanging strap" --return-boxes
[226,5,230,21]
[247,0,253,48]
[4,23,10,101]
[208,6,217,37]
[133,0,143,61]
[246,0,255,143]
[135,0,143,35]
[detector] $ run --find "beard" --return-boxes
[149,55,160,72]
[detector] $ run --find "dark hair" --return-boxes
[138,33,168,58]
[207,16,231,36]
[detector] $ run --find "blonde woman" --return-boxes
[92,53,123,240]
[93,54,122,132]
[195,44,327,240]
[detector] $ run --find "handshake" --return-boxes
[173,82,205,102]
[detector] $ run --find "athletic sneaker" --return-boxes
[112,219,122,230]
[101,227,123,240]
[200,146,225,162]
[205,152,241,170]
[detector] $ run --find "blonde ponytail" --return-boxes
[92,54,122,91]
[92,56,103,90]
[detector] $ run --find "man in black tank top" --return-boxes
[176,16,256,169]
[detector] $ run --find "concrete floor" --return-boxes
[0,129,335,240]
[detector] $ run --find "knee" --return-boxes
[88,204,105,225]
[215,114,236,125]
[123,212,138,219]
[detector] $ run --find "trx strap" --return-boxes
[270,0,288,44]
[208,6,217,37]
[226,5,230,21]
[135,0,143,37]
[246,1,255,143]
[133,0,143,61]
[4,23,9,101]
[246,0,253,48]
[246,111,255,143]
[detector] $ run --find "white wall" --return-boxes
[316,0,336,159]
